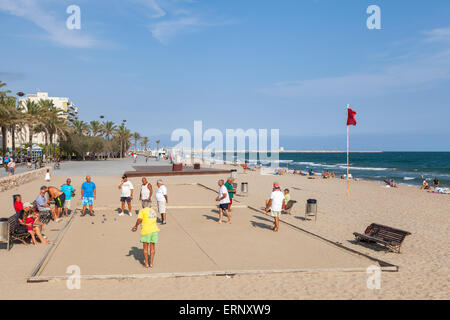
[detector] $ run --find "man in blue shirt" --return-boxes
[60,178,75,217]
[81,175,96,217]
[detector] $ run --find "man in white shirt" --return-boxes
[140,177,153,208]
[155,179,168,225]
[265,183,285,232]
[216,179,231,224]
[119,174,134,216]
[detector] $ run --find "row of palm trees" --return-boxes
[0,80,158,159]
[70,120,156,153]
[0,81,70,158]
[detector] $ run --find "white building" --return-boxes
[1,91,78,151]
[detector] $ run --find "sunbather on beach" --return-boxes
[433,177,440,188]
[421,180,432,190]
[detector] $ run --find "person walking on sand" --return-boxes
[216,179,231,224]
[140,177,153,208]
[60,178,74,217]
[81,176,96,217]
[224,177,236,212]
[119,175,134,216]
[45,169,51,182]
[265,183,285,232]
[131,205,160,268]
[155,180,168,224]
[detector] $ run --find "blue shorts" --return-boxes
[82,197,94,206]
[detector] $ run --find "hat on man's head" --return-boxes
[23,202,33,208]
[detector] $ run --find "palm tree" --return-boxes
[6,96,22,157]
[102,121,116,141]
[72,120,88,136]
[38,99,56,159]
[141,136,149,152]
[133,132,141,152]
[115,124,132,158]
[46,105,70,159]
[0,81,13,156]
[19,100,43,155]
[89,121,102,137]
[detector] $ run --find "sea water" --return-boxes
[223,152,450,188]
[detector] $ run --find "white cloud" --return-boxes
[132,0,166,18]
[423,26,450,43]
[132,0,228,44]
[259,28,450,99]
[150,17,208,43]
[0,0,97,48]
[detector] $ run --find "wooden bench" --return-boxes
[5,214,30,251]
[282,200,297,215]
[353,223,411,253]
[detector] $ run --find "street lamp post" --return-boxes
[121,120,127,159]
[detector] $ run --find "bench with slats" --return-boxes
[353,223,411,253]
[6,214,30,250]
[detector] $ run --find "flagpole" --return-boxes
[346,104,350,196]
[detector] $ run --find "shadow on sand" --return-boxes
[126,246,145,265]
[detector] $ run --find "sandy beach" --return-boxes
[0,158,449,300]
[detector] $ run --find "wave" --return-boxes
[403,177,416,181]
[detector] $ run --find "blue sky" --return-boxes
[0,0,449,151]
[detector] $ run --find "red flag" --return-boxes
[347,108,357,126]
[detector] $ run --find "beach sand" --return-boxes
[0,161,449,299]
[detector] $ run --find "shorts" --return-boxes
[141,232,159,243]
[219,203,229,211]
[121,197,131,203]
[271,211,281,217]
[141,200,151,208]
[55,193,66,208]
[157,201,166,214]
[82,197,94,206]
[64,200,71,209]
[228,198,233,205]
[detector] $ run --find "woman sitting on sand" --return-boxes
[421,180,432,190]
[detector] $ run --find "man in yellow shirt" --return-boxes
[131,206,160,268]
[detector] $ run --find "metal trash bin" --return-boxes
[0,218,8,243]
[241,182,248,195]
[305,199,317,221]
[230,169,237,180]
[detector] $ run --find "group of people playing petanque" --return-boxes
[12,171,291,268]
